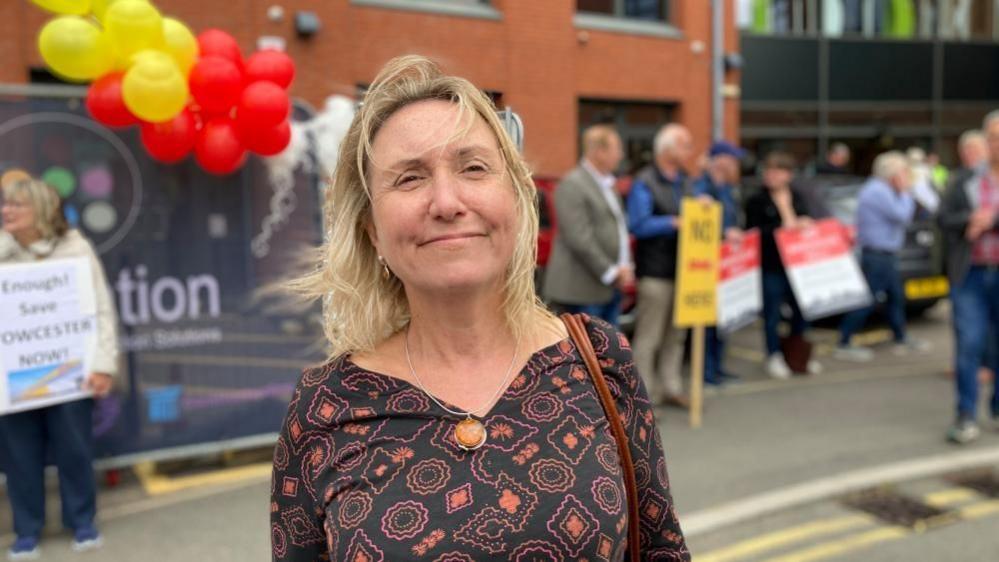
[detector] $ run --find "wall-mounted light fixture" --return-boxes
[294,11,321,38]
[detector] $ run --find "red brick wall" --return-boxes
[3,0,740,176]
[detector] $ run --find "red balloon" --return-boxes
[140,109,197,163]
[196,118,246,175]
[239,120,291,156]
[189,56,244,115]
[197,29,243,69]
[244,50,295,89]
[237,81,289,129]
[86,73,137,128]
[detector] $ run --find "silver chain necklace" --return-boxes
[403,325,521,451]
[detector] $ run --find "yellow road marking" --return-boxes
[959,498,999,520]
[134,461,272,496]
[851,329,893,346]
[696,515,872,562]
[698,487,983,562]
[924,487,977,507]
[762,527,910,562]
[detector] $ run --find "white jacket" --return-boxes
[0,229,120,375]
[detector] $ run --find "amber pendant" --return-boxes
[454,417,487,451]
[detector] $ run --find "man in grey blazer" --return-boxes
[542,125,632,325]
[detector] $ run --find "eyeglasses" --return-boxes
[0,200,29,210]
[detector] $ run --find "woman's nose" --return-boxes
[427,172,466,221]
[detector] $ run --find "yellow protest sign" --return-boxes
[674,198,721,327]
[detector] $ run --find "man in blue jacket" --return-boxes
[834,151,929,362]
[627,124,693,409]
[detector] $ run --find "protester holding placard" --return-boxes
[744,152,822,379]
[694,141,746,386]
[627,124,694,409]
[0,179,119,558]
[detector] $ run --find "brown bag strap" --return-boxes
[560,313,641,562]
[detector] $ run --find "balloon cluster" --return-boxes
[33,0,296,175]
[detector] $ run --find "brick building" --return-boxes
[0,0,740,177]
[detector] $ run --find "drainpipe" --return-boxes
[712,0,724,141]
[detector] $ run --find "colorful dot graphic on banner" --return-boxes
[42,166,76,197]
[64,202,80,227]
[82,201,116,233]
[80,165,113,198]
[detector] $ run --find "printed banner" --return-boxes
[775,219,872,321]
[0,96,325,459]
[717,229,762,334]
[0,258,96,414]
[674,198,721,327]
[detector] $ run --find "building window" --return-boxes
[577,0,671,23]
[740,0,999,41]
[579,99,676,174]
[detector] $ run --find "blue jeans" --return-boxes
[0,399,97,539]
[762,271,808,356]
[951,266,999,419]
[839,250,906,345]
[705,327,726,382]
[562,290,623,327]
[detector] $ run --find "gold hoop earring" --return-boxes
[377,255,391,280]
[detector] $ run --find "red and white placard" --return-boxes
[775,219,872,321]
[717,229,762,333]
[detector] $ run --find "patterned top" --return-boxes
[271,317,690,561]
[972,175,999,265]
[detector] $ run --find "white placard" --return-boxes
[775,219,872,321]
[0,258,97,414]
[718,229,762,334]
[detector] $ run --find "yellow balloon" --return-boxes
[31,0,91,15]
[161,18,199,76]
[1,169,32,189]
[38,16,114,82]
[91,0,147,21]
[103,0,164,62]
[122,50,188,123]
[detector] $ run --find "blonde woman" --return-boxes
[0,179,118,558]
[271,56,688,561]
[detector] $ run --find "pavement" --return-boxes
[1,302,998,561]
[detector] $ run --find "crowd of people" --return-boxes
[542,115,999,446]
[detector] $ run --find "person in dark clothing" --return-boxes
[693,141,745,386]
[814,142,851,175]
[744,152,823,379]
[273,55,690,561]
[938,114,999,445]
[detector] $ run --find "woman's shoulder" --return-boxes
[0,231,18,261]
[579,314,634,365]
[57,229,91,250]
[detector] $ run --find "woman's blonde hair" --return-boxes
[288,55,551,358]
[2,178,68,240]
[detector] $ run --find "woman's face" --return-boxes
[366,99,519,298]
[1,193,37,237]
[763,166,792,190]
